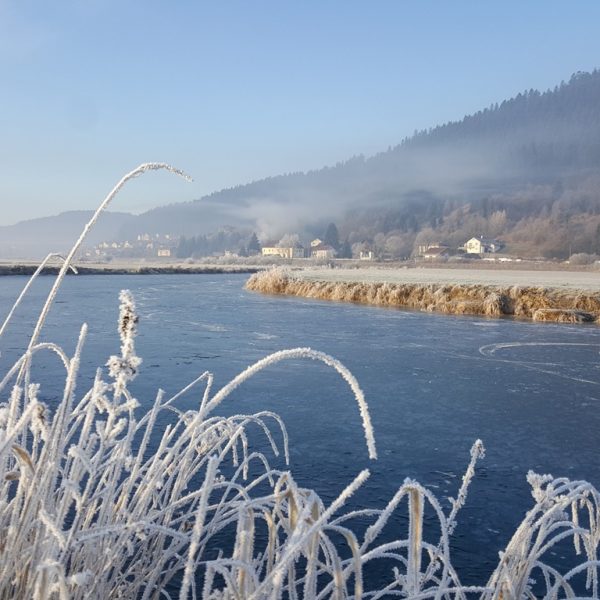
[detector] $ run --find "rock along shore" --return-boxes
[245,268,600,324]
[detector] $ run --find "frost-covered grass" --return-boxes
[1,165,600,598]
[246,268,600,323]
[291,266,600,291]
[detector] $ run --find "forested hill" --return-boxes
[4,70,600,259]
[402,70,600,171]
[120,70,600,258]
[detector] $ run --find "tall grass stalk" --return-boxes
[1,165,600,598]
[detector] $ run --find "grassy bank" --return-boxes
[246,268,600,323]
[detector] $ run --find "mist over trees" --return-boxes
[145,70,600,260]
[175,228,256,258]
[4,70,600,260]
[340,179,600,259]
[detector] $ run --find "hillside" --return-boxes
[4,70,600,259]
[124,70,600,259]
[0,211,135,259]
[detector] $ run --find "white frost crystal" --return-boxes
[106,289,142,396]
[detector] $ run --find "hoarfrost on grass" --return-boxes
[0,165,599,598]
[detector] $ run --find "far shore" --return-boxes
[2,257,600,284]
[0,261,265,276]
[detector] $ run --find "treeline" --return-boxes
[175,223,357,259]
[173,176,600,261]
[176,229,260,258]
[339,174,600,259]
[400,70,600,169]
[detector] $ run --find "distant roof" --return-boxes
[423,246,449,256]
[469,235,500,244]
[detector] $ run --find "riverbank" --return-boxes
[0,262,263,276]
[245,267,600,323]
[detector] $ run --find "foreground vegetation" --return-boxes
[1,165,600,598]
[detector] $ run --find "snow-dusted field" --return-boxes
[293,266,600,290]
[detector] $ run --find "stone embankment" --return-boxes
[245,268,600,323]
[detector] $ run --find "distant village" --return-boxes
[82,233,178,260]
[255,235,509,261]
[83,225,515,263]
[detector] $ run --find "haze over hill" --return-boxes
[0,211,135,260]
[4,70,600,259]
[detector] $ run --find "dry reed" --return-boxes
[246,268,600,323]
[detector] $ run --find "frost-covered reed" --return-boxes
[1,165,600,598]
[246,268,600,323]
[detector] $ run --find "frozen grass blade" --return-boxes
[28,163,191,353]
[0,253,77,343]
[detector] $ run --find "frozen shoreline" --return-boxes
[0,262,263,276]
[246,267,600,323]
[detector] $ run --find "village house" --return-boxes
[359,250,375,261]
[310,240,336,259]
[422,246,450,259]
[417,242,446,256]
[464,236,503,254]
[261,244,305,259]
[416,242,451,259]
[90,232,176,260]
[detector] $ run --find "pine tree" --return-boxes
[339,240,352,258]
[247,232,261,255]
[176,236,191,258]
[324,223,340,250]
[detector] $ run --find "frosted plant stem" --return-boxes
[407,486,424,596]
[208,347,377,459]
[26,163,191,355]
[179,456,218,600]
[251,469,370,599]
[0,253,76,342]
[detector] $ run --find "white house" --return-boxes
[311,243,336,259]
[157,247,171,257]
[423,246,450,259]
[464,236,503,254]
[261,245,305,259]
[417,242,445,256]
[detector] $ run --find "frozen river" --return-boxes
[1,272,599,585]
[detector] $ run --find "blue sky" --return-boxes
[1,0,600,225]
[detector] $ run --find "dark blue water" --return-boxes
[1,273,600,586]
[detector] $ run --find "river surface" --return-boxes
[1,273,600,586]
